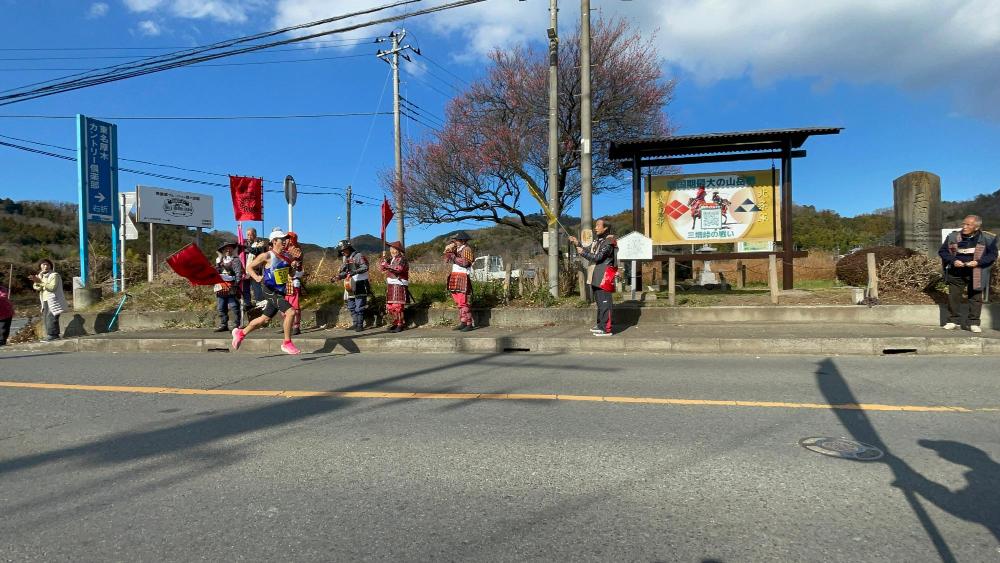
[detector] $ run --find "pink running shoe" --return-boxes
[280,341,301,355]
[231,328,245,350]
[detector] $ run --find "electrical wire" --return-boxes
[0,37,381,51]
[0,133,383,201]
[0,53,372,72]
[0,0,487,105]
[0,112,392,121]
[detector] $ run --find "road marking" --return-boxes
[0,380,995,414]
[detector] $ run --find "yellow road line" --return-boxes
[0,380,995,414]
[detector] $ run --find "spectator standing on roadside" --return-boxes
[0,284,13,346]
[939,214,997,333]
[333,240,371,332]
[379,241,409,333]
[242,227,268,320]
[214,242,243,332]
[285,231,305,335]
[29,259,68,342]
[443,231,475,332]
[570,218,618,337]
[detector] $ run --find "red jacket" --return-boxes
[0,286,13,320]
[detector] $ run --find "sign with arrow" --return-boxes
[77,115,118,224]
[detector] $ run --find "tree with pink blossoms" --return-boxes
[396,17,675,231]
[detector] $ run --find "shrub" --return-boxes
[877,254,942,291]
[835,246,915,286]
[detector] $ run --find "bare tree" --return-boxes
[397,17,674,231]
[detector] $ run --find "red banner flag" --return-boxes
[166,244,225,286]
[230,175,263,221]
[380,197,394,242]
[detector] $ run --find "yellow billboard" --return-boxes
[646,169,781,245]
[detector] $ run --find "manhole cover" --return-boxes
[799,437,884,461]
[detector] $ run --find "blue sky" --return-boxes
[1,0,998,248]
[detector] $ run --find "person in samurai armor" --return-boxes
[214,241,243,332]
[444,231,475,331]
[333,239,371,332]
[379,240,410,333]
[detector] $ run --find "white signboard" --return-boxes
[737,240,775,252]
[121,192,138,240]
[136,185,213,228]
[616,232,653,260]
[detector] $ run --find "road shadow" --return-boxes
[815,358,1000,561]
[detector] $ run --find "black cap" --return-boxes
[450,231,471,242]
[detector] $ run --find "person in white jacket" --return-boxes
[29,259,68,341]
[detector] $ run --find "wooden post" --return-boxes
[735,259,745,289]
[768,254,779,304]
[668,257,676,306]
[503,261,513,301]
[866,252,879,300]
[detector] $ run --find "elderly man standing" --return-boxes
[938,215,997,333]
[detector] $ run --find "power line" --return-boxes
[0,138,347,195]
[0,0,487,106]
[400,96,446,126]
[0,39,379,59]
[0,37,381,52]
[0,112,392,121]
[413,49,471,86]
[0,133,384,200]
[0,53,372,72]
[400,108,442,132]
[0,0,418,98]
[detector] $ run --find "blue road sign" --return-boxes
[76,114,120,287]
[77,115,118,223]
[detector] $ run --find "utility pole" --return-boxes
[547,0,560,298]
[345,185,352,241]
[578,0,594,300]
[377,29,413,248]
[579,0,593,233]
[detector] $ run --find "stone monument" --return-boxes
[893,171,942,257]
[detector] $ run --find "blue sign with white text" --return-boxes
[77,116,118,223]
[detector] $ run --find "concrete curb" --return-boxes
[34,304,1000,339]
[9,334,1000,356]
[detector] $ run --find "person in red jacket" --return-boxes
[0,284,13,346]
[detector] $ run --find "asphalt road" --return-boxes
[0,351,997,562]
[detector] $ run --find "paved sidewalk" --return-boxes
[5,322,999,356]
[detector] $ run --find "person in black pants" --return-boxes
[570,219,618,336]
[938,215,997,333]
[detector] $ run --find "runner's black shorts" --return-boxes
[260,286,292,318]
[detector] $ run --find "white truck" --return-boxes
[470,255,536,282]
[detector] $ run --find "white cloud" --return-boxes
[270,0,1000,119]
[87,2,110,18]
[123,0,163,11]
[137,19,162,36]
[124,0,265,23]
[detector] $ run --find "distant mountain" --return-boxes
[942,189,1000,230]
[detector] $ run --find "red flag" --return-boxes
[380,197,394,241]
[230,175,263,221]
[166,244,225,286]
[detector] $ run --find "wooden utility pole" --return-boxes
[345,185,352,241]
[377,30,413,248]
[547,0,560,298]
